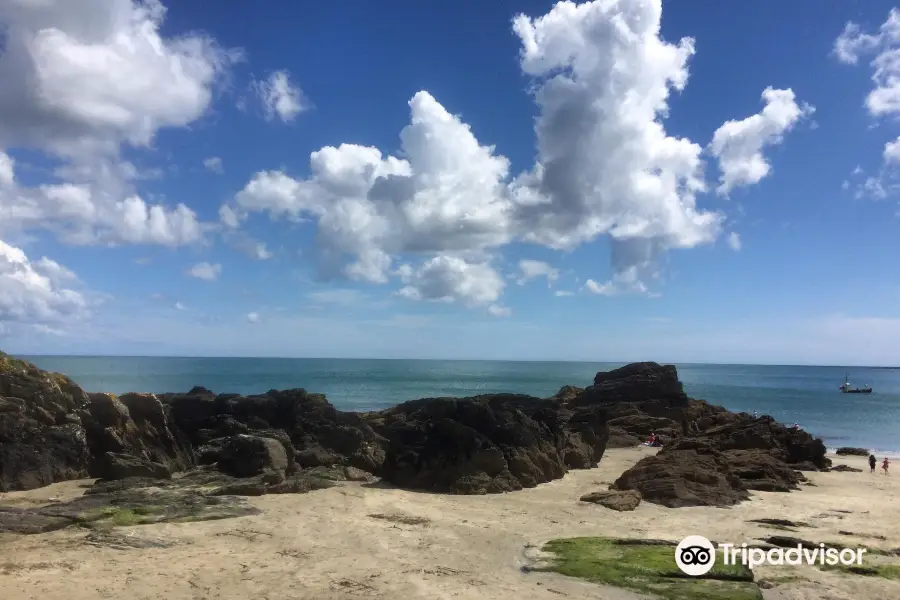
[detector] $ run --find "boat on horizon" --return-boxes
[840,374,872,394]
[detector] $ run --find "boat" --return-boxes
[839,374,872,394]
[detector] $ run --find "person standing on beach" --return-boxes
[869,454,877,473]
[882,457,890,475]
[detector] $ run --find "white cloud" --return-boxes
[584,266,649,297]
[516,259,559,286]
[487,304,511,318]
[0,0,235,248]
[397,256,505,307]
[222,0,805,310]
[203,157,223,173]
[833,9,900,117]
[0,152,14,186]
[226,93,512,287]
[252,70,308,122]
[727,232,742,251]
[853,136,900,199]
[246,312,260,323]
[709,88,814,195]
[174,301,187,311]
[0,0,238,156]
[0,238,89,324]
[554,290,574,297]
[187,262,222,281]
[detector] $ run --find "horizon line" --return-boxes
[11,353,900,370]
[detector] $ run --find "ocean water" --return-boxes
[16,356,900,455]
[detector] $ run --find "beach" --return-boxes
[1,448,896,600]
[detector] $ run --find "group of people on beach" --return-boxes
[869,454,890,475]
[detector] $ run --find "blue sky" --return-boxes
[1,0,900,365]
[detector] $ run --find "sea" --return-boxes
[16,356,900,456]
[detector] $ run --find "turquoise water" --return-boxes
[16,356,900,455]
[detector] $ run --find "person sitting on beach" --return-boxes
[869,454,877,474]
[753,410,758,419]
[882,457,890,475]
[793,423,800,431]
[646,432,656,446]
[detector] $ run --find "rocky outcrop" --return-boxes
[80,392,193,480]
[0,352,91,491]
[0,354,832,506]
[579,489,641,511]
[369,394,608,494]
[835,447,869,456]
[611,443,751,507]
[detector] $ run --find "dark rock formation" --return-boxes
[0,354,833,509]
[831,464,863,473]
[369,394,609,494]
[579,489,641,511]
[0,352,91,491]
[216,434,288,478]
[835,447,869,456]
[611,443,750,507]
[81,392,193,480]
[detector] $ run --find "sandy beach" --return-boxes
[0,448,896,600]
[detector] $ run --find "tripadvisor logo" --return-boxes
[675,535,866,575]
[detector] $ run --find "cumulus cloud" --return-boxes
[833,9,900,117]
[516,259,559,286]
[851,136,900,199]
[709,88,814,195]
[0,152,14,187]
[0,239,89,324]
[253,70,308,122]
[397,256,505,307]
[187,262,222,281]
[221,0,807,310]
[487,304,511,318]
[203,157,224,173]
[0,0,236,247]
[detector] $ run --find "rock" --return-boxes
[81,392,194,480]
[749,518,812,528]
[161,388,387,474]
[611,443,749,507]
[549,385,583,402]
[685,416,830,470]
[0,506,73,534]
[831,464,863,473]
[579,489,641,511]
[606,427,643,448]
[371,394,608,494]
[96,452,172,480]
[719,449,803,492]
[0,352,92,491]
[216,434,289,478]
[835,447,870,456]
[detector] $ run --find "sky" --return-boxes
[1,0,900,366]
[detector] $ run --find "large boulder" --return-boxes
[0,353,92,491]
[369,394,608,494]
[612,444,749,508]
[80,392,194,479]
[216,434,289,478]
